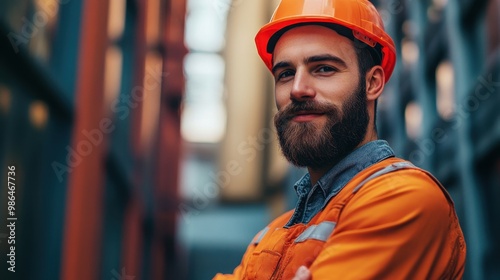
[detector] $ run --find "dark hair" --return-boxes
[352,39,378,80]
[353,41,379,130]
[267,22,382,76]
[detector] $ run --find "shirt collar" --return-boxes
[293,140,395,197]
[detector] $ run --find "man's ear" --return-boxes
[365,65,385,101]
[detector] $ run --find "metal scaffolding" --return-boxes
[378,0,500,279]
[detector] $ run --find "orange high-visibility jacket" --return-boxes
[214,158,466,279]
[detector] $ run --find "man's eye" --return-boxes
[317,66,336,73]
[277,70,294,81]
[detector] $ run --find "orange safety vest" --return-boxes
[213,158,466,279]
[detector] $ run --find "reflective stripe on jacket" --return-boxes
[213,157,466,280]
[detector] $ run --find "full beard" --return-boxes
[274,82,369,169]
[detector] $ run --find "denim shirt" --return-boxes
[285,140,395,227]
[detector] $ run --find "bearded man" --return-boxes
[214,0,466,279]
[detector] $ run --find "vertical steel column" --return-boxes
[445,1,488,279]
[60,0,110,279]
[122,0,148,277]
[406,0,439,170]
[382,0,408,154]
[152,0,187,278]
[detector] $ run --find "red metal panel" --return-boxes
[152,0,187,279]
[486,0,500,55]
[61,0,110,279]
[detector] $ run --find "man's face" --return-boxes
[272,25,369,169]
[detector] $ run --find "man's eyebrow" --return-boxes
[272,61,291,75]
[272,54,347,74]
[305,54,347,68]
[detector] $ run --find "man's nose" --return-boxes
[290,70,316,101]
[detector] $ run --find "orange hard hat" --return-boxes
[255,0,396,83]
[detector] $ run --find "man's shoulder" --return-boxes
[329,162,455,235]
[349,161,452,217]
[353,157,444,193]
[363,160,447,197]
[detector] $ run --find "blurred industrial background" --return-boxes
[0,0,498,279]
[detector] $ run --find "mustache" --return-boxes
[275,100,340,121]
